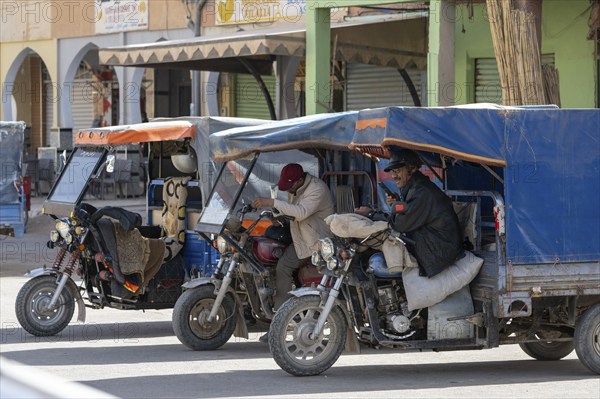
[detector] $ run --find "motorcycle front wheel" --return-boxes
[15,275,75,336]
[172,285,237,350]
[269,295,347,376]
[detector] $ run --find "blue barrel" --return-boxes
[182,231,220,278]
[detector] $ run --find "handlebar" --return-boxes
[234,206,295,236]
[239,203,295,222]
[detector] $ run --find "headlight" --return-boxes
[74,226,85,235]
[319,238,336,261]
[64,233,73,244]
[216,236,232,254]
[55,220,70,238]
[326,258,339,271]
[311,251,322,266]
[50,230,60,242]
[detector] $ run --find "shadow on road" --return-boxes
[77,358,593,399]
[1,321,176,346]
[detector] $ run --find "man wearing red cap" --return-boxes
[252,163,334,339]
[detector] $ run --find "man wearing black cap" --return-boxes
[357,148,462,278]
[252,163,334,341]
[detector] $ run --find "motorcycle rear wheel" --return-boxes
[269,295,347,376]
[15,275,75,336]
[172,285,237,350]
[519,340,574,361]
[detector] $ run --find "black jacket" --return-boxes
[389,171,462,277]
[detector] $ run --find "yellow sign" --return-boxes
[215,0,306,25]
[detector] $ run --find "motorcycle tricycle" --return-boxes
[172,111,365,349]
[14,117,265,336]
[269,104,600,376]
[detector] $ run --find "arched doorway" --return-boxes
[62,44,120,133]
[3,50,54,157]
[71,55,119,130]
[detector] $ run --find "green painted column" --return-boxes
[306,6,331,115]
[305,1,426,114]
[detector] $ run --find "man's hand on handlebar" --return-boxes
[354,206,374,217]
[252,197,274,209]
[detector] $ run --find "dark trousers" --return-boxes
[274,245,307,310]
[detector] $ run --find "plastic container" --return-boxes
[182,231,220,278]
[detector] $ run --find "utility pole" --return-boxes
[184,0,207,116]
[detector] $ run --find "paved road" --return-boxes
[1,201,598,399]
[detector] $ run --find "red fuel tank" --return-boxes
[252,237,287,265]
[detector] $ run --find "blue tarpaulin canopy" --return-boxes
[351,104,518,166]
[209,111,358,162]
[351,104,600,265]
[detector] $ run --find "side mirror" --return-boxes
[270,184,278,200]
[106,155,115,173]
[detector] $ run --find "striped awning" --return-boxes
[99,17,427,74]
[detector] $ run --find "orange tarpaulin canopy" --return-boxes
[75,121,196,146]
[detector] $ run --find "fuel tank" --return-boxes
[252,237,287,265]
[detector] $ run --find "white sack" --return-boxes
[325,213,388,238]
[403,251,484,311]
[381,237,418,273]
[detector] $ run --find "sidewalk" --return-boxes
[28,194,147,220]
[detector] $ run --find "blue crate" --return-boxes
[0,202,26,237]
[182,231,220,278]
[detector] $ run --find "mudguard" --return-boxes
[289,287,360,353]
[25,268,86,323]
[181,277,248,339]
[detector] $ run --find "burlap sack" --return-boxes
[325,213,388,238]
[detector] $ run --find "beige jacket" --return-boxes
[273,174,334,259]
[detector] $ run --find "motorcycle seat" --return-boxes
[94,217,166,296]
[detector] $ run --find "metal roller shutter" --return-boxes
[71,77,95,132]
[43,79,53,146]
[346,64,424,110]
[234,74,276,120]
[475,54,555,104]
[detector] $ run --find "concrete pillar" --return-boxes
[276,56,301,119]
[428,0,456,106]
[204,71,219,116]
[114,66,143,125]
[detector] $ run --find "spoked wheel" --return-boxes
[15,275,75,336]
[269,295,347,376]
[575,303,600,374]
[172,285,237,350]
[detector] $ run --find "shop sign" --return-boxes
[96,0,148,34]
[215,0,306,25]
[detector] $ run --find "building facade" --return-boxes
[1,0,597,158]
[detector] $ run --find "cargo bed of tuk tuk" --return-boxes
[351,104,600,321]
